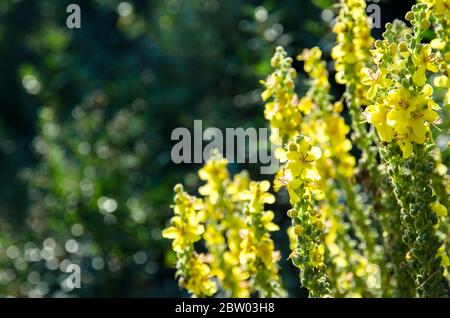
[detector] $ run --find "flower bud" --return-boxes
[405,11,414,21]
[398,41,408,53]
[294,225,304,236]
[420,19,430,30]
[288,142,298,152]
[314,219,324,230]
[390,43,398,55]
[287,209,297,218]
[174,183,184,193]
[271,56,281,68]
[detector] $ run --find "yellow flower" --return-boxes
[260,210,280,232]
[198,155,229,204]
[277,136,321,203]
[361,67,390,100]
[163,185,205,253]
[258,237,278,267]
[227,171,250,202]
[287,226,298,251]
[365,103,395,142]
[398,140,414,159]
[298,96,315,115]
[386,87,438,136]
[412,44,439,86]
[184,256,218,297]
[430,201,448,217]
[421,0,450,16]
[434,74,450,105]
[238,229,257,265]
[163,215,205,253]
[430,38,446,50]
[238,180,275,213]
[382,85,439,158]
[298,47,330,93]
[309,244,325,269]
[203,224,225,246]
[283,137,321,180]
[333,100,344,113]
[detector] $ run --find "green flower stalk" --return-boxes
[365,3,449,297]
[380,143,447,297]
[331,0,384,267]
[332,0,380,190]
[163,184,217,297]
[261,46,302,148]
[164,156,284,298]
[198,155,251,297]
[238,180,285,297]
[276,135,330,297]
[378,174,417,297]
[297,47,382,296]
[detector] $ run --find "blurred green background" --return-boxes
[0,0,431,298]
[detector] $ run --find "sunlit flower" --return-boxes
[412,44,439,86]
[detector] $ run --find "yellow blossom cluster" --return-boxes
[332,0,374,104]
[237,180,285,297]
[269,46,381,297]
[163,184,217,297]
[363,3,446,159]
[363,2,448,296]
[422,0,450,105]
[278,135,330,297]
[261,46,302,147]
[164,155,284,297]
[365,83,439,158]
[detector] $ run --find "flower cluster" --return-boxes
[331,0,379,180]
[296,46,382,296]
[428,0,450,106]
[332,0,374,101]
[366,84,439,158]
[164,155,284,297]
[261,46,302,147]
[364,3,448,297]
[237,181,284,297]
[163,184,217,297]
[198,158,252,297]
[275,135,329,296]
[331,1,385,247]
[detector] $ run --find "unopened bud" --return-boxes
[314,219,324,230]
[174,183,183,193]
[398,41,408,53]
[420,19,430,30]
[287,209,297,218]
[405,11,414,21]
[288,142,298,152]
[294,225,304,236]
